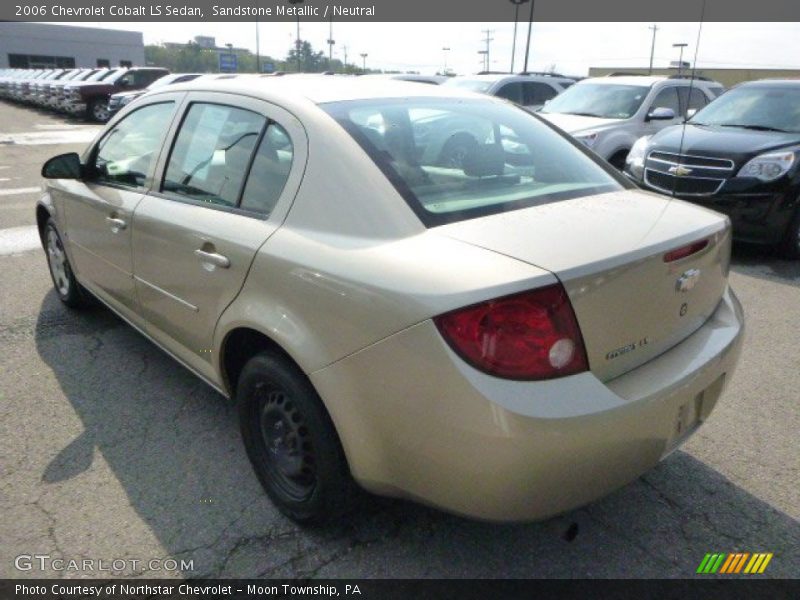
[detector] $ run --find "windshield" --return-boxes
[541,83,650,119]
[323,98,623,226]
[690,85,800,133]
[442,79,493,94]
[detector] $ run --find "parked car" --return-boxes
[63,67,169,122]
[107,72,203,117]
[37,77,743,523]
[539,75,725,169]
[359,73,447,85]
[625,79,800,258]
[443,72,576,112]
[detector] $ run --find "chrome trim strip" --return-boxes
[647,150,735,170]
[646,155,734,171]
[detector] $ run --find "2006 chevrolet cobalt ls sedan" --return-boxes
[36,77,744,523]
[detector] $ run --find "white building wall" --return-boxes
[0,22,144,68]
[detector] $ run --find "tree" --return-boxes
[285,41,327,73]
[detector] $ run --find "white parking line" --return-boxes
[0,225,40,256]
[0,128,100,146]
[0,187,40,197]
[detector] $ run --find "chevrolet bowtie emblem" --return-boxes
[677,268,701,292]
[668,165,693,177]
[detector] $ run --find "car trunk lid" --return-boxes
[436,189,731,381]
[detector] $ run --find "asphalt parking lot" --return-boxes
[0,100,798,580]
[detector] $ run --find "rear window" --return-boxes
[323,98,624,227]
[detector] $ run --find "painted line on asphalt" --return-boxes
[0,128,100,146]
[0,225,40,256]
[0,187,40,197]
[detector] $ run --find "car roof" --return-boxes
[580,75,721,87]
[737,78,800,88]
[447,73,574,83]
[163,74,481,104]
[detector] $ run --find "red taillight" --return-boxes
[433,284,588,380]
[663,239,709,263]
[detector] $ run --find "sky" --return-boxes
[62,21,800,76]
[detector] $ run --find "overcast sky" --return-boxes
[63,21,800,76]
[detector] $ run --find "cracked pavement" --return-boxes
[0,101,798,579]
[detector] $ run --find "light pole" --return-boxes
[327,15,335,70]
[673,42,688,76]
[288,0,304,72]
[478,50,488,72]
[522,0,536,72]
[509,0,529,73]
[442,46,450,75]
[360,53,368,72]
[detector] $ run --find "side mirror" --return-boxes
[646,107,676,121]
[41,152,82,179]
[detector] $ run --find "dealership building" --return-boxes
[0,22,144,69]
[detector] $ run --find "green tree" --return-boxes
[286,41,327,73]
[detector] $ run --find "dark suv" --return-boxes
[63,67,170,122]
[625,80,800,258]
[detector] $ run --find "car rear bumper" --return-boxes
[311,285,744,521]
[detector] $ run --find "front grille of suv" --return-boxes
[644,151,735,196]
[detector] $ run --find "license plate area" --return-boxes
[663,392,703,456]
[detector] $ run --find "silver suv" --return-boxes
[539,75,725,168]
[443,72,576,112]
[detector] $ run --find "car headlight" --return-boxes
[737,150,796,182]
[624,135,651,180]
[575,131,599,148]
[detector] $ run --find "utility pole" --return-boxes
[288,0,304,72]
[360,52,368,72]
[481,29,493,72]
[522,0,535,73]
[648,24,658,75]
[442,46,450,75]
[343,45,348,70]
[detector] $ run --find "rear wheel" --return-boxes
[438,133,479,169]
[44,219,90,308]
[237,352,358,524]
[778,209,800,259]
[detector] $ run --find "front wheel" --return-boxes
[87,98,109,123]
[237,352,358,524]
[608,150,629,171]
[43,220,90,308]
[778,209,800,259]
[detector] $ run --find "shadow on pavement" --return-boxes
[34,290,800,578]
[731,242,800,286]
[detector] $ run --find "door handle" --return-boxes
[105,216,127,231]
[194,249,230,269]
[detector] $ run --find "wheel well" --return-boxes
[222,328,297,399]
[608,148,630,169]
[36,205,51,243]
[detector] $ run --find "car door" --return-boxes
[132,92,307,382]
[59,96,180,321]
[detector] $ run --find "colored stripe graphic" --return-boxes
[697,551,772,574]
[734,553,749,573]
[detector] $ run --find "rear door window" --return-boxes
[162,103,265,208]
[523,82,558,106]
[239,123,294,217]
[495,82,524,104]
[650,87,681,115]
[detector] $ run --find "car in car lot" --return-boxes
[107,72,203,117]
[63,67,170,122]
[625,79,800,258]
[539,75,725,169]
[443,72,576,112]
[37,77,743,523]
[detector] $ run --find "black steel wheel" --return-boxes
[237,352,358,524]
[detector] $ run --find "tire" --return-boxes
[438,133,479,169]
[778,209,800,259]
[87,97,109,123]
[43,219,90,308]
[237,352,358,524]
[608,150,629,171]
